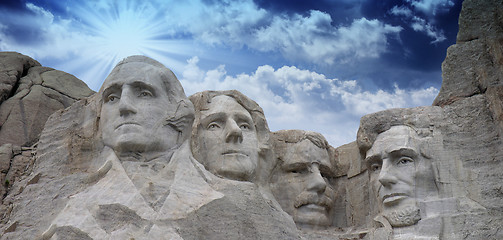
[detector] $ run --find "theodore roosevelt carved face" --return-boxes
[270,130,336,228]
[365,125,437,227]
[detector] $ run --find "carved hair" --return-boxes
[272,129,330,154]
[356,106,443,160]
[99,55,187,103]
[189,90,271,167]
[270,130,331,175]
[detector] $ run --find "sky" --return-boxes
[0,0,463,147]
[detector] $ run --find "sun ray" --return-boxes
[48,0,198,90]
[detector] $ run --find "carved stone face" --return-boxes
[365,125,436,226]
[100,62,179,154]
[270,139,335,227]
[196,95,259,181]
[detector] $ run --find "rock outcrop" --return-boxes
[0,52,94,229]
[0,0,503,239]
[0,52,95,147]
[0,56,299,239]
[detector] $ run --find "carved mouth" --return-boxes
[298,203,327,213]
[116,122,140,129]
[382,193,408,205]
[294,196,332,209]
[222,150,248,157]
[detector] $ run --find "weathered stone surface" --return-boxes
[433,40,487,106]
[0,52,40,105]
[0,56,94,147]
[189,90,272,184]
[434,0,503,106]
[1,56,300,239]
[336,141,360,178]
[456,0,503,42]
[269,130,336,229]
[427,1,503,238]
[345,170,370,228]
[0,144,35,227]
[0,0,502,238]
[355,106,488,239]
[0,95,102,237]
[0,144,13,199]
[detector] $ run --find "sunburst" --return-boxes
[53,1,196,90]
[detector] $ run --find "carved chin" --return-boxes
[382,205,421,227]
[208,154,257,181]
[214,165,255,181]
[294,210,330,227]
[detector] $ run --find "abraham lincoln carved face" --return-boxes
[365,125,437,227]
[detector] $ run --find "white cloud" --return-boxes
[164,1,402,64]
[180,57,439,147]
[0,0,405,81]
[411,16,446,43]
[389,5,413,17]
[408,0,454,16]
[164,0,267,47]
[337,84,438,116]
[0,3,88,59]
[389,2,450,44]
[26,3,54,22]
[0,1,442,147]
[335,18,403,60]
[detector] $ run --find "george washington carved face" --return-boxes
[99,57,193,157]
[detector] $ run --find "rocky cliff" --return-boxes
[0,0,502,239]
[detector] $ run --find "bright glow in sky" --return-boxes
[0,0,462,147]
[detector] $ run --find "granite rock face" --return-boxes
[434,4,503,239]
[355,106,486,239]
[434,0,503,106]
[1,0,503,239]
[0,52,95,147]
[0,53,94,230]
[0,52,40,105]
[269,130,337,229]
[350,0,503,238]
[0,56,299,239]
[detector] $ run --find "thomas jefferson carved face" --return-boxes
[365,125,436,227]
[270,139,335,228]
[195,95,259,181]
[100,62,179,155]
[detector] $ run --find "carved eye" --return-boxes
[320,171,334,180]
[289,168,308,174]
[370,163,381,172]
[208,122,221,129]
[139,90,153,98]
[107,94,119,103]
[397,157,414,165]
[239,123,250,130]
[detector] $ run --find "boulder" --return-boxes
[0,52,95,148]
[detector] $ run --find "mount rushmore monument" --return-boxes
[1,0,503,239]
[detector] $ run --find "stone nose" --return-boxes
[378,160,398,187]
[118,90,138,117]
[307,164,327,194]
[225,119,243,143]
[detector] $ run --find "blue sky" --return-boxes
[0,0,462,147]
